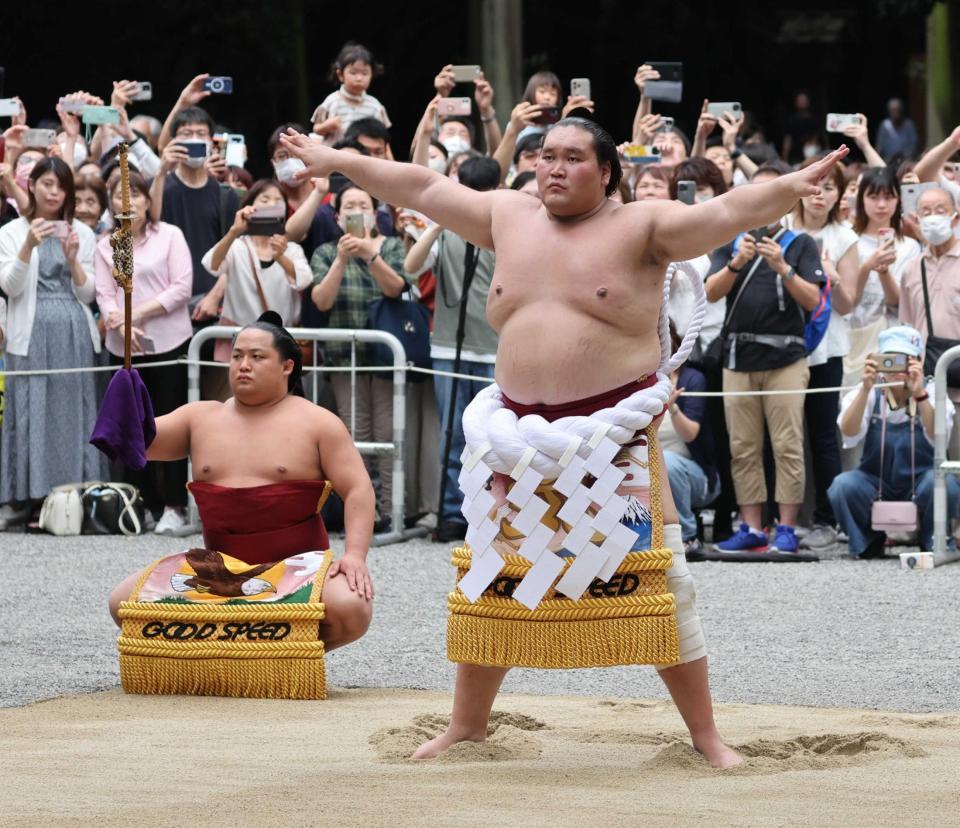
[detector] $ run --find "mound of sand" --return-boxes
[370,710,548,762]
[2,688,957,826]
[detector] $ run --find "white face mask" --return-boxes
[274,157,306,185]
[441,136,470,155]
[695,193,713,204]
[919,214,957,246]
[338,211,375,233]
[428,156,448,174]
[802,143,821,159]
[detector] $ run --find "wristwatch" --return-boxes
[730,149,742,160]
[727,259,743,273]
[367,252,380,266]
[782,266,797,282]
[481,110,497,124]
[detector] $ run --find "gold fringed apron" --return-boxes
[118,549,334,699]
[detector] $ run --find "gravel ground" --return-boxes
[3,531,958,711]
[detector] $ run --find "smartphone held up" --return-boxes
[437,97,471,117]
[622,144,661,164]
[451,65,482,83]
[345,213,366,238]
[245,204,285,236]
[49,220,71,240]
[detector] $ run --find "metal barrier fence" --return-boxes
[7,330,960,559]
[186,326,422,546]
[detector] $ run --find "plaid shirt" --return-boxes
[310,236,409,367]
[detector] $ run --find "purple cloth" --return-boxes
[89,368,156,470]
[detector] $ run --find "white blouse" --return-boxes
[850,233,921,330]
[201,236,312,328]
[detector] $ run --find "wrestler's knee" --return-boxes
[322,574,373,648]
[108,571,143,627]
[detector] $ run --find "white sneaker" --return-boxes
[416,512,437,530]
[0,503,30,530]
[154,508,187,535]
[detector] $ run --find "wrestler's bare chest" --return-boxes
[485,201,667,402]
[190,403,323,486]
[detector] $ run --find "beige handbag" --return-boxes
[39,484,85,536]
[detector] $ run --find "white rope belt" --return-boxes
[455,261,708,610]
[461,260,707,479]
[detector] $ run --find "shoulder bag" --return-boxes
[870,397,919,533]
[81,482,146,536]
[695,252,765,372]
[367,243,432,381]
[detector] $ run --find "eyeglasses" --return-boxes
[917,207,955,217]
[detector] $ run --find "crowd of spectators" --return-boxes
[1,44,959,555]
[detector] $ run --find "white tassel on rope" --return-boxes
[462,261,708,480]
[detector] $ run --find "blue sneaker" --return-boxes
[714,523,769,553]
[769,524,799,553]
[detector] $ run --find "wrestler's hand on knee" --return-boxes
[329,553,374,600]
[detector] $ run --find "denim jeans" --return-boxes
[805,356,843,525]
[433,358,497,523]
[665,450,721,541]
[827,468,960,555]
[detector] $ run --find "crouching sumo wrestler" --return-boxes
[106,312,374,698]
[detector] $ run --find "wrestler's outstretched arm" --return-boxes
[278,130,496,250]
[146,401,214,461]
[647,145,850,263]
[314,407,377,600]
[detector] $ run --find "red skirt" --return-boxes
[500,375,660,421]
[188,480,331,564]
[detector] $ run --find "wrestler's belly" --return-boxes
[494,304,662,405]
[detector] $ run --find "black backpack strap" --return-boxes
[920,257,934,338]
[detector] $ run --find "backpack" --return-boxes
[804,270,832,354]
[775,229,832,355]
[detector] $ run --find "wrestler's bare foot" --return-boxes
[411,728,487,760]
[692,732,743,768]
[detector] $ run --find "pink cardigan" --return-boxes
[95,221,194,357]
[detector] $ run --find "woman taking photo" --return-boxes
[310,182,408,530]
[846,166,921,384]
[786,158,860,549]
[199,179,312,371]
[0,157,105,527]
[94,171,193,535]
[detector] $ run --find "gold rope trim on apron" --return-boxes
[448,423,679,669]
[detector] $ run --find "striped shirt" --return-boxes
[310,87,392,145]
